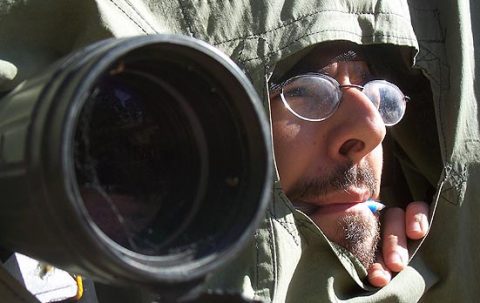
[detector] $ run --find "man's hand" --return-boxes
[367,201,430,287]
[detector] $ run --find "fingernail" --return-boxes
[411,221,422,233]
[411,213,429,234]
[370,269,385,280]
[418,214,429,232]
[368,268,391,287]
[392,252,405,266]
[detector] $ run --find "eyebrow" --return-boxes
[317,66,333,77]
[270,53,375,86]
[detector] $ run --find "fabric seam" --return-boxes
[269,214,278,301]
[270,194,300,246]
[108,0,148,34]
[239,29,416,63]
[122,0,158,33]
[214,9,411,46]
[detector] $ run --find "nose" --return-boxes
[326,87,386,163]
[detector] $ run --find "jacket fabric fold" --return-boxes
[0,0,478,302]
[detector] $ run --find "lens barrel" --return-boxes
[0,35,271,291]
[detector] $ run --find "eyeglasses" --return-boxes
[275,73,409,126]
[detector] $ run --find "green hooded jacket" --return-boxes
[0,0,478,302]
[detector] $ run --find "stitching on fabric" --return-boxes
[233,39,247,62]
[239,29,416,64]
[123,0,158,33]
[435,42,447,161]
[268,211,300,246]
[214,9,410,46]
[416,42,448,88]
[413,6,449,165]
[253,213,276,301]
[178,0,195,37]
[287,208,319,241]
[465,139,480,144]
[411,7,445,43]
[109,0,148,34]
[415,59,440,87]
[296,217,324,238]
[269,194,300,246]
[235,36,275,64]
[416,40,450,163]
[440,164,467,206]
[273,220,297,226]
[439,186,455,204]
[268,216,276,300]
[439,165,453,204]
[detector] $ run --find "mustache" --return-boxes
[287,161,378,201]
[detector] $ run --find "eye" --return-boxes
[363,80,407,126]
[284,86,307,98]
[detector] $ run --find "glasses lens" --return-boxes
[282,75,340,121]
[363,80,406,126]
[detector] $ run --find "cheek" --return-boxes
[271,119,301,189]
[368,145,384,196]
[271,102,317,191]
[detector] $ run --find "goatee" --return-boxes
[287,161,380,268]
[337,213,380,268]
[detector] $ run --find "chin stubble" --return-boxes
[337,213,380,268]
[286,161,380,267]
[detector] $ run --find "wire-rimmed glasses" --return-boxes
[274,73,409,126]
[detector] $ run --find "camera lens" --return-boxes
[74,71,207,256]
[0,35,271,287]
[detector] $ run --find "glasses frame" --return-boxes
[277,73,410,126]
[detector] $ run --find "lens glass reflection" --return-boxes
[74,72,203,255]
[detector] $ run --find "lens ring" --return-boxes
[363,80,406,126]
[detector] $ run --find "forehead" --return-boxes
[270,41,383,90]
[289,42,368,75]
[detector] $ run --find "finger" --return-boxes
[405,201,430,240]
[382,207,408,272]
[367,255,392,287]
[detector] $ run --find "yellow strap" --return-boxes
[74,275,83,301]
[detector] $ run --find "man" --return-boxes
[268,41,430,288]
[207,37,437,301]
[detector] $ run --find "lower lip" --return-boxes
[315,202,366,215]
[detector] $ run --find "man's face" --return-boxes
[270,51,387,266]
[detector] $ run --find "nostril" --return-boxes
[339,139,365,156]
